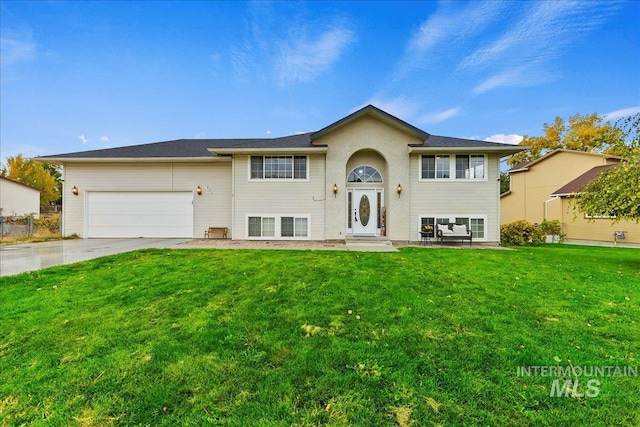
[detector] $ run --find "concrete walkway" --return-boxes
[0,238,191,277]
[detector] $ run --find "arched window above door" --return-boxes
[347,165,383,183]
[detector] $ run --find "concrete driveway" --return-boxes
[0,238,192,277]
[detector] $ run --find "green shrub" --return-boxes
[500,220,546,246]
[36,214,61,234]
[540,219,566,243]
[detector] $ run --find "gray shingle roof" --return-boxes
[38,105,525,160]
[39,133,315,159]
[411,134,518,148]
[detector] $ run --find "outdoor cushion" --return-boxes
[452,225,468,234]
[438,224,453,234]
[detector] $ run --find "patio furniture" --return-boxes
[204,227,228,239]
[436,224,472,246]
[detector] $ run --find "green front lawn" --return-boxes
[1,246,638,426]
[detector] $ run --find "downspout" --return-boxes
[61,164,66,237]
[231,156,235,240]
[543,197,558,220]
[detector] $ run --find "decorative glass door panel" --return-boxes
[352,189,377,236]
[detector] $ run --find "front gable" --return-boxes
[311,105,428,146]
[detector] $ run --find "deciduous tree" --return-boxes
[507,113,623,167]
[575,150,640,223]
[1,155,61,204]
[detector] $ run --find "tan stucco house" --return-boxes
[501,149,639,245]
[38,105,524,243]
[0,176,41,219]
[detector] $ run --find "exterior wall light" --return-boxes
[396,183,402,197]
[196,186,203,196]
[333,183,338,197]
[72,186,79,196]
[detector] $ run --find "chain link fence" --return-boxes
[1,212,62,240]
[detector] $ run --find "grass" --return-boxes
[0,245,638,426]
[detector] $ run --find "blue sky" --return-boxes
[1,0,639,164]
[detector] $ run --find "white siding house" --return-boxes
[38,105,524,243]
[0,177,41,218]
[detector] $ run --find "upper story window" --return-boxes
[250,156,307,180]
[421,155,450,179]
[421,154,485,180]
[347,165,383,183]
[456,155,485,179]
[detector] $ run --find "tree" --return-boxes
[573,114,640,223]
[574,152,639,223]
[1,155,61,204]
[609,112,640,158]
[500,172,510,194]
[507,113,623,167]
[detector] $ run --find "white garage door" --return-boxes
[87,192,193,238]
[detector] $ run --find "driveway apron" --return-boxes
[0,239,191,277]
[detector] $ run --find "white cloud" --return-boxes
[0,31,36,67]
[236,5,357,86]
[277,26,356,86]
[266,130,271,135]
[604,106,640,121]
[418,107,461,125]
[462,1,620,94]
[484,134,524,145]
[393,1,506,80]
[78,135,88,144]
[100,136,110,143]
[194,132,207,139]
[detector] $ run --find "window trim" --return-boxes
[419,154,488,182]
[245,214,311,240]
[248,155,309,181]
[418,214,488,241]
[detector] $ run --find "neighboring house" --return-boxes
[501,149,639,245]
[38,105,524,242]
[0,176,41,218]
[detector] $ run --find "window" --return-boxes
[421,154,485,180]
[420,215,487,240]
[421,155,450,179]
[248,216,275,237]
[455,155,485,179]
[347,165,383,183]
[421,156,435,179]
[420,217,435,237]
[455,217,485,239]
[247,215,310,239]
[250,156,307,180]
[281,217,308,237]
[584,212,616,219]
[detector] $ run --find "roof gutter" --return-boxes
[408,145,529,156]
[208,147,328,155]
[34,156,232,164]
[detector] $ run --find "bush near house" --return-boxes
[35,213,61,234]
[501,220,546,246]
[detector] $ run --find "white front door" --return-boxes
[352,189,377,236]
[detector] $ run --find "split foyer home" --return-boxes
[38,105,525,243]
[501,149,639,245]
